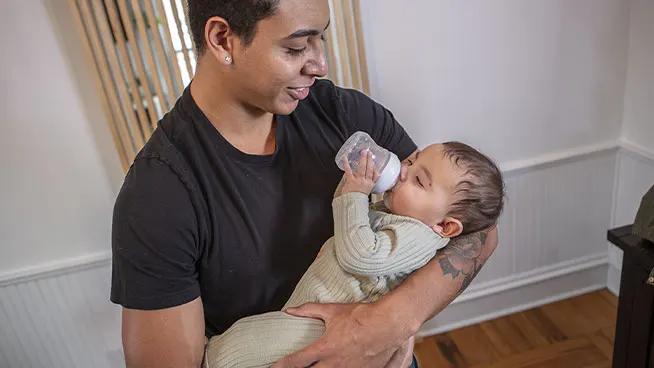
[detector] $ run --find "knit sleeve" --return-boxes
[332,192,449,277]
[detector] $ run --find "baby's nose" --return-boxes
[399,165,409,181]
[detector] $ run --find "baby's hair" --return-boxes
[442,142,505,235]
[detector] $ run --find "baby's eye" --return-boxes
[416,176,424,188]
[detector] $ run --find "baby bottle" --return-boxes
[335,131,402,193]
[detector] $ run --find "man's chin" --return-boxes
[272,97,300,115]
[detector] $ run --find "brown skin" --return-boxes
[121,0,498,366]
[122,298,205,368]
[384,144,465,238]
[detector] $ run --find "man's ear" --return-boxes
[432,217,463,238]
[204,16,236,64]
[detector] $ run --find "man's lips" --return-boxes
[288,86,311,100]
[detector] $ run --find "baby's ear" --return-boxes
[433,217,463,238]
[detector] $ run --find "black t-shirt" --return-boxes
[110,79,417,337]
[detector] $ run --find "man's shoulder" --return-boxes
[135,102,190,160]
[134,92,203,167]
[121,103,202,203]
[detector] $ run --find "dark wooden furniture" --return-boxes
[608,225,654,368]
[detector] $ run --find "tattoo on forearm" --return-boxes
[437,230,489,294]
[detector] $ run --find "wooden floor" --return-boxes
[414,289,618,368]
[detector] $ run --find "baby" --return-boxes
[205,141,505,368]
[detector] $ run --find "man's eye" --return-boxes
[287,47,308,56]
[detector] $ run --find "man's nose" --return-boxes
[303,47,328,77]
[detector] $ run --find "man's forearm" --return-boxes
[376,227,498,335]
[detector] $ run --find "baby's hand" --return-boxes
[341,150,380,195]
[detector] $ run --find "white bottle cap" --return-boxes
[372,153,401,193]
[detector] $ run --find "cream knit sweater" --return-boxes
[205,192,449,368]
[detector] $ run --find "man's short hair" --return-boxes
[187,0,281,55]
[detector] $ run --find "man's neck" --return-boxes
[190,62,276,155]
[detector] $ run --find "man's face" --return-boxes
[227,0,330,115]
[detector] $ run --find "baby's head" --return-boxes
[383,142,504,238]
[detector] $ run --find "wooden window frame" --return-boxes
[70,0,370,170]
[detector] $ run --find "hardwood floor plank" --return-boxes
[415,290,619,367]
[600,326,615,343]
[479,316,534,357]
[582,362,612,368]
[413,337,457,368]
[598,289,619,309]
[587,330,614,361]
[520,308,567,343]
[447,325,502,366]
[539,297,597,338]
[425,333,469,367]
[506,312,551,347]
[470,337,606,368]
[572,292,617,328]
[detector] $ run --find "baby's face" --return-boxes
[383,144,463,232]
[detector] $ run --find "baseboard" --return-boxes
[453,252,607,305]
[418,259,608,337]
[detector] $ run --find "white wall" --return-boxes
[0,2,123,366]
[621,0,654,153]
[360,0,632,333]
[0,0,120,275]
[360,0,629,163]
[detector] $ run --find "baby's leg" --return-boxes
[205,311,325,368]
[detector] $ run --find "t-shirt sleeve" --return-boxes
[110,158,201,310]
[334,84,417,161]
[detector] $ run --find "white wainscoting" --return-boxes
[420,143,618,336]
[0,141,635,366]
[606,140,654,295]
[0,264,122,368]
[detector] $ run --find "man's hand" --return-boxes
[276,227,498,367]
[273,302,415,368]
[341,150,379,195]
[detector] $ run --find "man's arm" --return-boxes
[276,150,499,367]
[378,227,498,333]
[122,297,206,368]
[367,149,498,331]
[275,228,498,368]
[111,159,206,367]
[387,149,498,323]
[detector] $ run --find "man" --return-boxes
[110,0,498,367]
